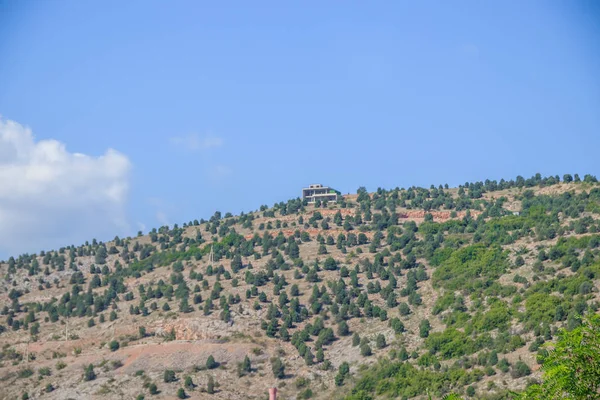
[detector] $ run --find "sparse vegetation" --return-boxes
[163,370,176,383]
[206,355,218,369]
[109,340,120,352]
[83,364,96,381]
[1,174,599,399]
[207,376,215,394]
[271,357,285,379]
[148,383,158,395]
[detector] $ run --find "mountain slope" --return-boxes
[1,173,600,400]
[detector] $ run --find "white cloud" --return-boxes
[207,164,232,180]
[137,221,147,234]
[145,198,171,227]
[169,133,231,181]
[155,211,170,227]
[169,133,223,151]
[0,117,132,257]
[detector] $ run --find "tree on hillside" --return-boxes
[238,355,252,376]
[324,257,337,271]
[318,243,328,255]
[94,246,107,264]
[148,383,158,395]
[109,340,120,352]
[164,370,176,383]
[184,376,194,389]
[271,357,285,379]
[517,314,600,399]
[231,255,242,273]
[419,319,431,338]
[337,320,350,336]
[206,355,218,369]
[207,376,215,394]
[360,343,372,357]
[376,334,387,349]
[334,211,343,226]
[83,364,96,381]
[289,241,300,259]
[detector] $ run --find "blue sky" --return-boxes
[0,1,599,257]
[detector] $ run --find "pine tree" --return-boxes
[238,355,251,376]
[83,364,96,381]
[304,349,314,366]
[149,383,158,395]
[376,334,386,349]
[163,370,176,383]
[207,376,215,394]
[271,357,285,379]
[316,348,324,363]
[419,319,431,338]
[337,320,350,336]
[206,355,218,369]
[184,376,194,389]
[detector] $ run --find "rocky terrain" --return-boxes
[1,173,600,399]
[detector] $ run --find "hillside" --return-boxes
[1,173,600,400]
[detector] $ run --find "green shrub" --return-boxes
[206,355,218,369]
[432,245,508,293]
[271,357,285,379]
[511,360,531,378]
[360,344,372,357]
[109,340,120,352]
[83,364,96,381]
[164,370,176,383]
[149,383,158,395]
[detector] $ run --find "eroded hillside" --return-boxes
[1,174,600,400]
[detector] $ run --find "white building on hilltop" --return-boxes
[302,184,341,203]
